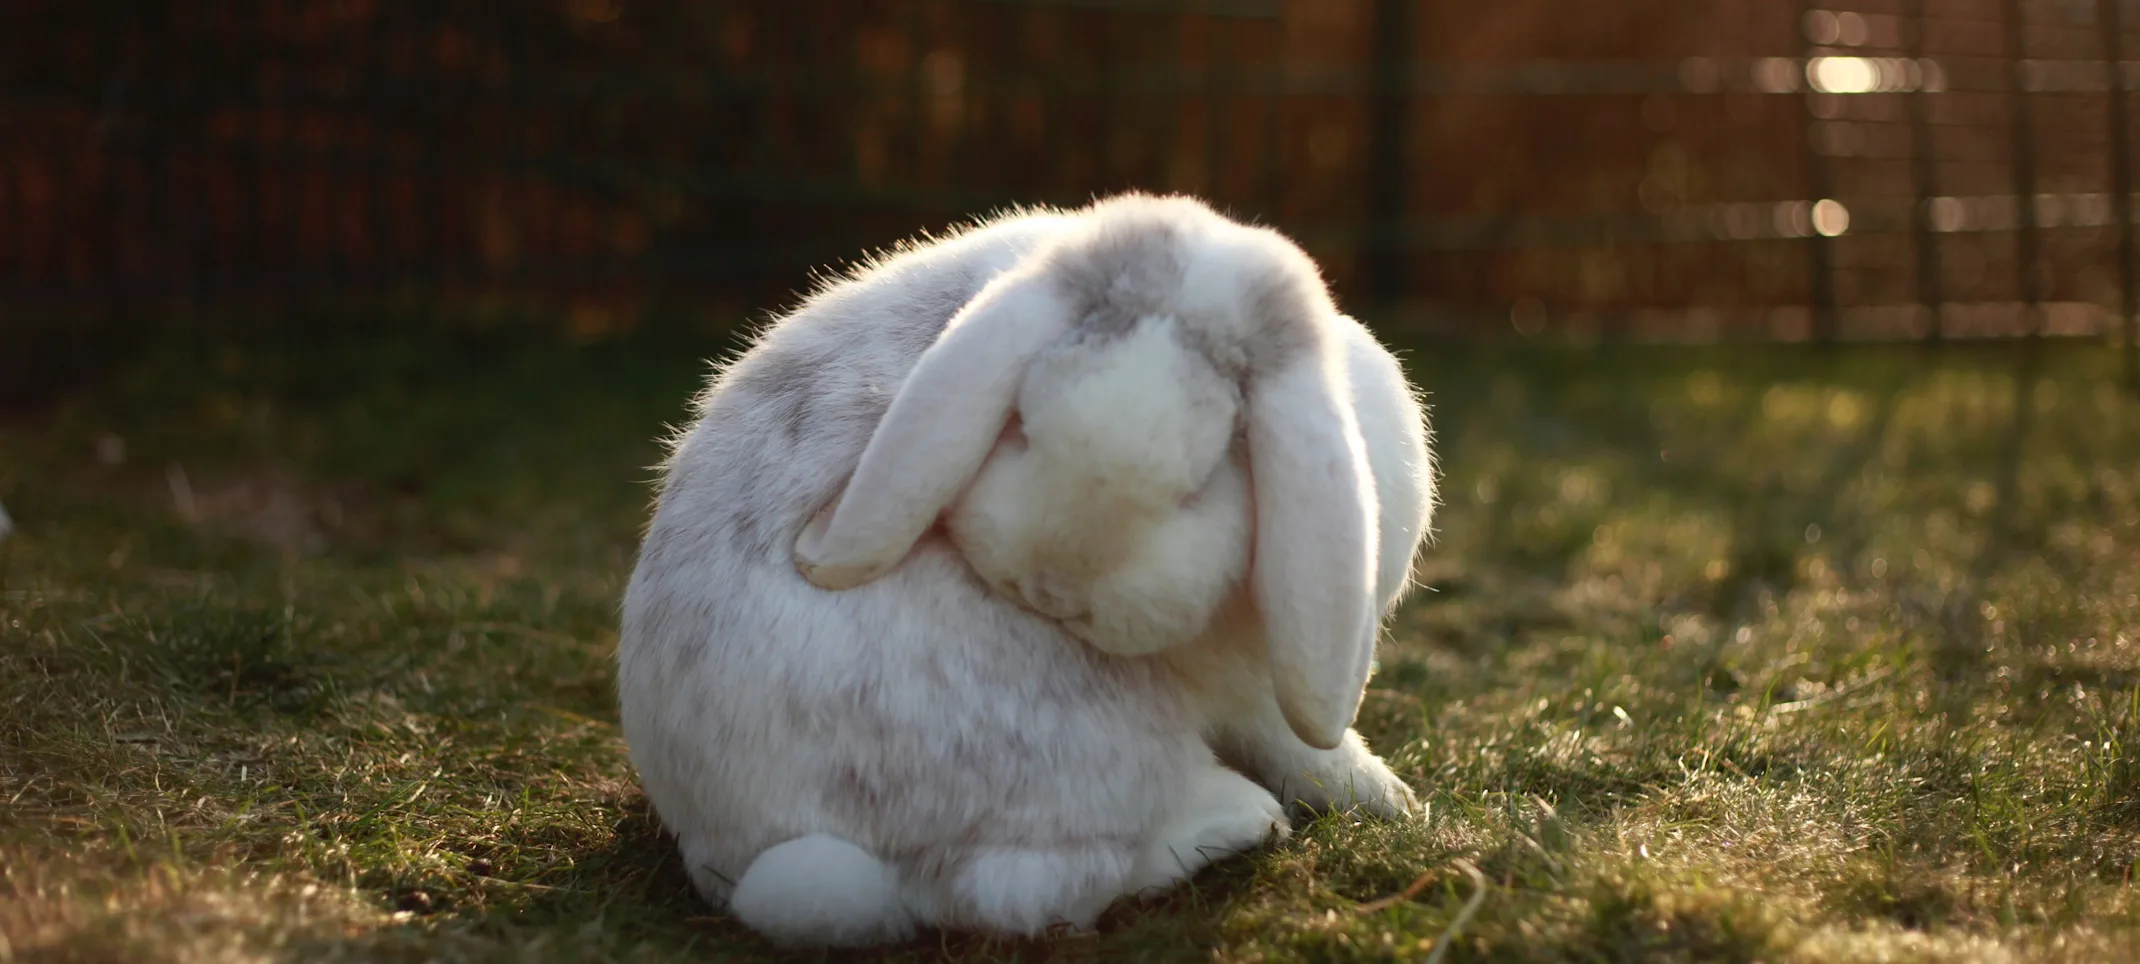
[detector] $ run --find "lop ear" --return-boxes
[796,273,1071,590]
[1250,346,1381,750]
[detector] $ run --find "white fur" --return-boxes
[799,195,1404,749]
[618,194,1436,947]
[730,834,913,946]
[1343,316,1437,604]
[951,314,1248,656]
[1244,348,1380,750]
[794,273,1074,590]
[1127,763,1290,897]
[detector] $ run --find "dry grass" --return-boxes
[3,328,2137,962]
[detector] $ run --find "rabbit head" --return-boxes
[794,193,1383,751]
[941,308,1253,659]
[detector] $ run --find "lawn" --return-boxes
[3,323,2136,962]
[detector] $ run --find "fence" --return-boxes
[3,0,2138,350]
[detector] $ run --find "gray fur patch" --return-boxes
[1038,193,1333,391]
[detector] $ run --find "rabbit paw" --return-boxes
[1279,749,1418,821]
[1128,765,1288,898]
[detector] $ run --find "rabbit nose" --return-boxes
[1061,614,1099,642]
[1002,576,1085,621]
[1026,576,1085,620]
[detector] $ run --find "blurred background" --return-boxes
[6,0,2140,392]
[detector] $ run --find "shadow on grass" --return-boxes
[339,794,1239,963]
[290,796,741,960]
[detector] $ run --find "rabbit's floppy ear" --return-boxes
[796,272,1071,590]
[1249,339,1381,751]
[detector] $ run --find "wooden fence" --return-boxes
[3,0,2137,348]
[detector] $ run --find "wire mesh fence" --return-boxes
[3,0,2138,352]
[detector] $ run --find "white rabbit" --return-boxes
[618,193,1435,948]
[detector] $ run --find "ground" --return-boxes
[2,324,2136,963]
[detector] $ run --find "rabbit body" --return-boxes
[619,195,1432,947]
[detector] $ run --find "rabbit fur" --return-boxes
[618,193,1435,947]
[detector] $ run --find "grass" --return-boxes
[2,323,2137,962]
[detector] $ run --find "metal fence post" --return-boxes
[2105,0,2139,385]
[1364,0,1413,317]
[1908,0,1945,343]
[424,6,451,302]
[2004,0,2042,338]
[1800,0,1839,344]
[239,0,265,298]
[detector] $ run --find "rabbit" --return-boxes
[618,193,1435,948]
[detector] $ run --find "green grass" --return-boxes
[3,326,2137,962]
